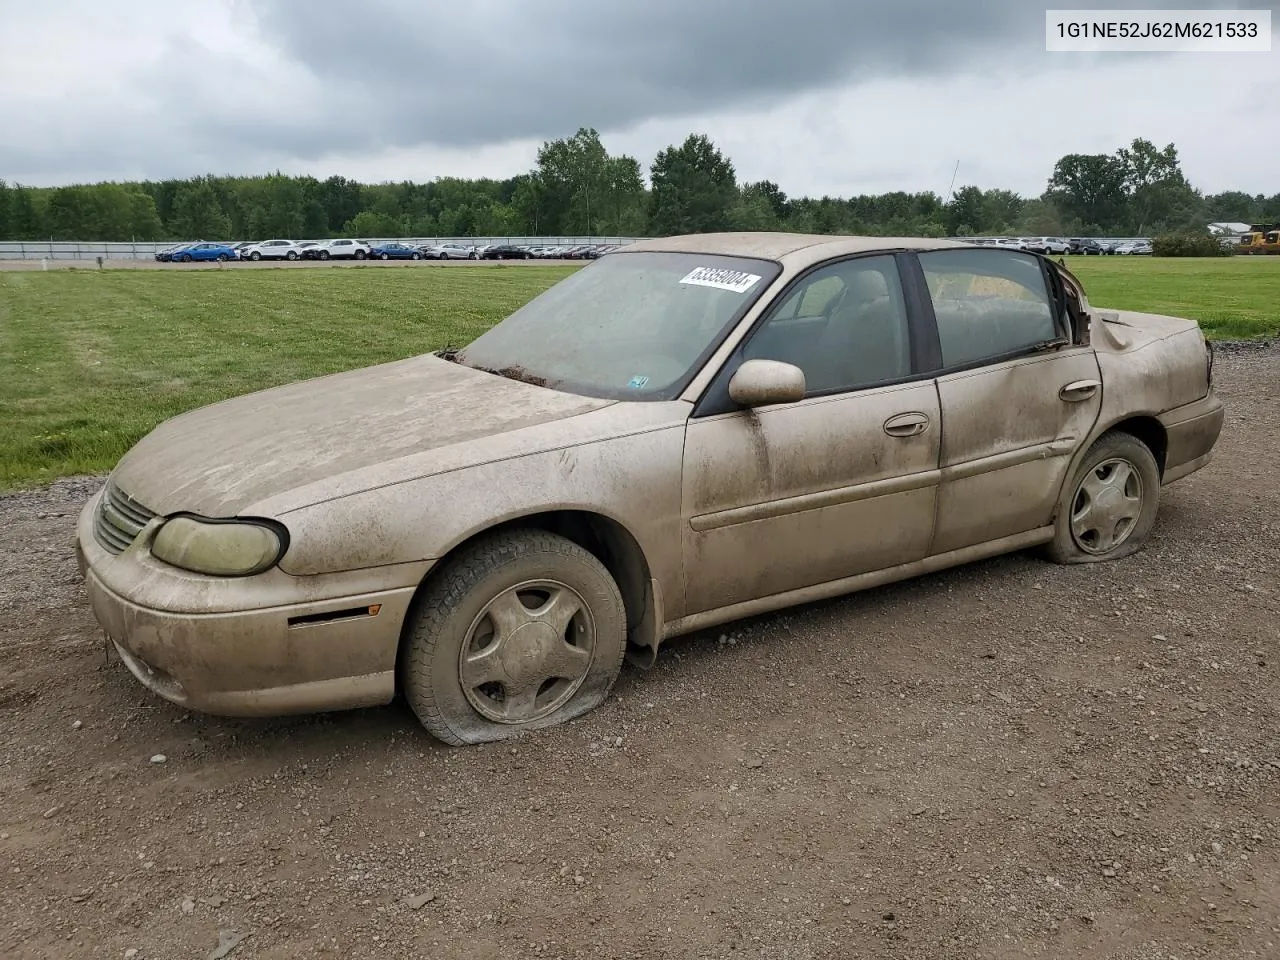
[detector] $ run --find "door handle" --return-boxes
[883,412,930,438]
[1059,379,1101,402]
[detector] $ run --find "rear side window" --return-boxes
[918,249,1057,368]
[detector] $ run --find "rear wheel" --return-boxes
[381,253,389,260]
[319,250,330,260]
[179,253,192,262]
[216,253,228,262]
[250,251,261,261]
[400,529,626,746]
[411,252,421,260]
[469,251,478,260]
[1044,432,1161,564]
[355,250,366,260]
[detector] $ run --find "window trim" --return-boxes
[907,249,1071,376]
[691,251,935,418]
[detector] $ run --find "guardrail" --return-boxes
[0,237,646,260]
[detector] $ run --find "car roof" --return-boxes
[622,231,969,268]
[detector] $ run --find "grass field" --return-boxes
[1063,255,1278,340]
[0,266,574,488]
[1,257,1276,489]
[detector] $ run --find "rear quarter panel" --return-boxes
[1079,310,1214,475]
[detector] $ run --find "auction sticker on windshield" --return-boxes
[679,266,762,294]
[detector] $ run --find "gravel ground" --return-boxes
[1,346,1277,960]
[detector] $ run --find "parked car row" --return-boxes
[155,239,625,263]
[967,236,1152,256]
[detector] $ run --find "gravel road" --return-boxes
[1,346,1277,960]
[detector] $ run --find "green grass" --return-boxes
[1063,255,1280,340]
[0,266,576,489]
[1,257,1275,490]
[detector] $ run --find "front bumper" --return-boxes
[1159,391,1225,484]
[76,491,429,717]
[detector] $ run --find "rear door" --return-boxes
[912,248,1101,555]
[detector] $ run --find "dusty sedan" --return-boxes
[78,233,1224,745]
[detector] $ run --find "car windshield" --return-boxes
[454,251,780,400]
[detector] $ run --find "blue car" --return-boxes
[168,242,239,263]
[369,242,423,261]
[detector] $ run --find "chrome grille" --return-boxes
[93,479,157,555]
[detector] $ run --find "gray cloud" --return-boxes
[0,0,1273,191]
[244,0,1044,152]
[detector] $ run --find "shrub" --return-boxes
[1153,234,1233,257]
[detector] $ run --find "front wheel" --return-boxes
[179,253,192,262]
[250,251,261,261]
[319,250,330,260]
[400,529,627,746]
[286,250,299,261]
[355,250,366,260]
[469,251,478,260]
[216,253,228,262]
[1044,432,1161,564]
[412,252,421,260]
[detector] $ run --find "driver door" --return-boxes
[681,255,941,615]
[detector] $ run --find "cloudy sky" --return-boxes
[1,0,1276,198]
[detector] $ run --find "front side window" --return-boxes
[456,251,780,400]
[919,249,1057,368]
[742,255,912,394]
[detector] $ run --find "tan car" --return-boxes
[77,233,1224,745]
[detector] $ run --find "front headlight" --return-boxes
[150,515,289,577]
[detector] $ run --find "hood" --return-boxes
[112,354,613,516]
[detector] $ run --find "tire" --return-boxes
[400,529,627,746]
[412,252,421,260]
[250,251,261,261]
[355,250,366,260]
[319,250,330,260]
[469,251,478,260]
[381,253,389,260]
[216,253,228,262]
[286,250,299,261]
[179,253,192,262]
[1044,431,1161,564]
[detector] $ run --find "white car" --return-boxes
[993,238,1029,251]
[422,243,478,260]
[315,239,371,261]
[242,239,304,262]
[1021,237,1071,255]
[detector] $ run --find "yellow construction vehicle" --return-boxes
[1236,223,1280,254]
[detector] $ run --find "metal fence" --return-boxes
[0,237,646,260]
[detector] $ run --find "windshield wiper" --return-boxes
[469,362,552,389]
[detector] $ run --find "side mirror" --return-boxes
[727,359,806,408]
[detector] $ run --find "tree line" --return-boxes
[1,130,1276,243]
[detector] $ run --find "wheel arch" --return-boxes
[1106,414,1169,477]
[397,508,661,681]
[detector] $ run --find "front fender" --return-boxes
[274,422,689,615]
